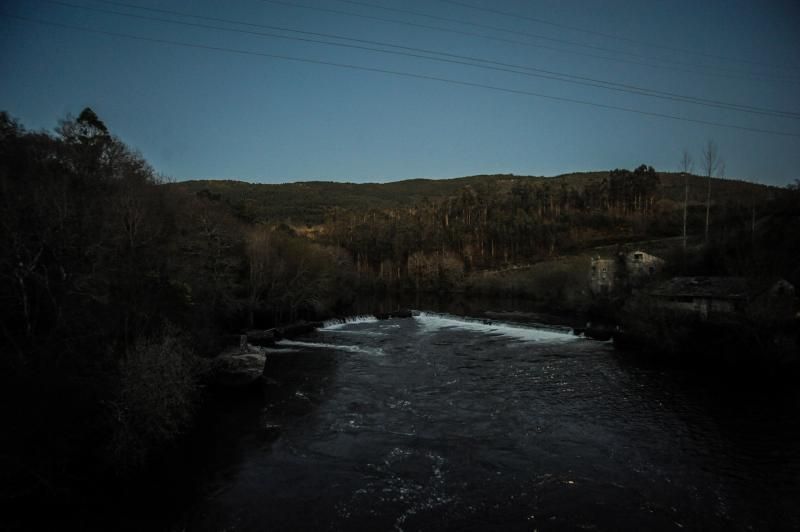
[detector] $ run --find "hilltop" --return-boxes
[171,174,526,224]
[170,171,778,226]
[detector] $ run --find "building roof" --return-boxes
[649,277,749,299]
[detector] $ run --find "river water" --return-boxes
[179,311,800,531]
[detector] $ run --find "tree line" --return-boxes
[317,164,667,291]
[0,109,356,508]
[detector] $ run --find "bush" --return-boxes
[107,326,199,472]
[466,256,590,311]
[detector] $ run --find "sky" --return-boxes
[1,0,799,185]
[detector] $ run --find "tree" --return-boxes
[56,107,113,179]
[679,149,694,248]
[701,140,722,243]
[0,108,204,498]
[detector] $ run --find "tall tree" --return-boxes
[701,140,721,243]
[679,149,694,248]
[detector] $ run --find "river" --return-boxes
[172,310,799,531]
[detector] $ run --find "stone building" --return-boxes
[647,277,749,319]
[647,276,799,322]
[589,257,617,295]
[589,250,664,295]
[625,250,664,279]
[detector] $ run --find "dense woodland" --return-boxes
[0,109,353,512]
[1,108,798,511]
[176,163,784,293]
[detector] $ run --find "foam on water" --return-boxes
[413,311,577,343]
[324,329,387,337]
[322,315,380,330]
[276,339,384,356]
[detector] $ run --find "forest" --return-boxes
[1,108,798,513]
[0,109,356,514]
[176,162,787,294]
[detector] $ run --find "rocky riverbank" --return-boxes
[208,310,415,389]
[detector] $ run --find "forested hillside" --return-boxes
[174,174,522,224]
[173,166,782,292]
[174,170,774,226]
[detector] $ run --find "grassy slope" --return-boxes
[171,174,528,223]
[169,172,778,225]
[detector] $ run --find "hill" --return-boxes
[170,171,777,226]
[169,168,795,298]
[171,174,534,224]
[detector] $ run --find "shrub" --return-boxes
[107,326,199,472]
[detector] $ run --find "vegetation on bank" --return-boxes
[615,195,800,366]
[0,109,355,510]
[2,108,797,513]
[174,163,783,296]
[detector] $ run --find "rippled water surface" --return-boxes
[186,312,800,531]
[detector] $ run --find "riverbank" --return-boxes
[453,253,800,375]
[7,301,799,531]
[142,311,800,530]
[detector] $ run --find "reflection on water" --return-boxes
[182,310,800,531]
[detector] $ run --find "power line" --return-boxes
[3,13,799,139]
[334,0,691,68]
[261,0,800,85]
[57,0,800,119]
[332,0,792,80]
[436,0,800,74]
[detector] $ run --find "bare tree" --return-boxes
[701,140,722,243]
[679,149,694,249]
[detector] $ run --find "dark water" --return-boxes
[181,311,800,531]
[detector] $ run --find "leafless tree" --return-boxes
[701,140,722,243]
[679,149,694,249]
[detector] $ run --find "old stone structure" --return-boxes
[648,277,748,319]
[589,257,617,295]
[626,250,664,279]
[647,277,797,321]
[590,250,664,295]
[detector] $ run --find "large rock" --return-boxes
[210,345,267,388]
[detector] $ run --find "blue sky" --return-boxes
[1,0,799,185]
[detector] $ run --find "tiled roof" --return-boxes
[649,277,749,299]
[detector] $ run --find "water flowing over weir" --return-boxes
[412,311,577,342]
[185,311,800,531]
[322,315,381,330]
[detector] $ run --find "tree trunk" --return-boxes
[705,175,711,242]
[682,175,689,249]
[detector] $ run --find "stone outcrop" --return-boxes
[211,312,415,389]
[210,341,267,388]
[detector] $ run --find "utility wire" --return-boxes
[77,0,800,120]
[262,0,799,85]
[3,13,799,139]
[332,0,789,80]
[58,0,800,119]
[436,0,800,74]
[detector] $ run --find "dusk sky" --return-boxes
[1,0,799,185]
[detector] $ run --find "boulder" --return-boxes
[210,345,267,388]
